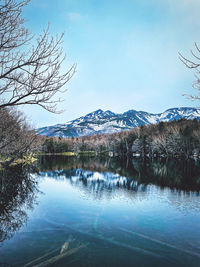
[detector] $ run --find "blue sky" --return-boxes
[22,0,200,127]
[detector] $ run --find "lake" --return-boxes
[0,156,200,266]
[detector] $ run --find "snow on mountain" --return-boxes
[37,107,200,138]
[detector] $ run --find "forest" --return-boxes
[41,119,200,159]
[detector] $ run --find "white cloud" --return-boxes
[166,0,200,28]
[67,12,83,22]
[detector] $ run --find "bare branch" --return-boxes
[179,43,200,101]
[0,0,76,113]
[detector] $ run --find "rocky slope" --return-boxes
[37,107,200,138]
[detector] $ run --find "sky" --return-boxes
[21,0,200,127]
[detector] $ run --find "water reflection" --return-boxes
[0,165,39,244]
[38,156,200,193]
[1,157,200,266]
[1,156,199,244]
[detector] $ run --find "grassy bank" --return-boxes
[0,154,37,168]
[37,151,109,157]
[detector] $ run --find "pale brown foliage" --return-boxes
[0,107,41,164]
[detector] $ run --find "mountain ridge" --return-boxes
[37,107,200,138]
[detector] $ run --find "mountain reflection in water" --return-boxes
[38,156,200,215]
[39,156,200,193]
[0,156,200,267]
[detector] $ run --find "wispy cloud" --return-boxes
[67,12,84,22]
[166,0,200,27]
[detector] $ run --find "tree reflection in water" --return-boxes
[38,156,200,194]
[0,164,39,244]
[1,156,200,247]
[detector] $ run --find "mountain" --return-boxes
[37,107,200,138]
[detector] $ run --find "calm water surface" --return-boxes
[0,156,200,266]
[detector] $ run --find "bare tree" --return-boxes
[0,107,41,166]
[179,43,200,101]
[0,0,76,113]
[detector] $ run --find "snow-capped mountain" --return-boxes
[37,107,200,138]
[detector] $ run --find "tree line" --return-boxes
[41,119,200,159]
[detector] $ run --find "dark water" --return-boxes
[0,156,200,267]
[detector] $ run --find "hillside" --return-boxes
[37,107,200,138]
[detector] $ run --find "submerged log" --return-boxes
[33,244,88,267]
[23,248,60,267]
